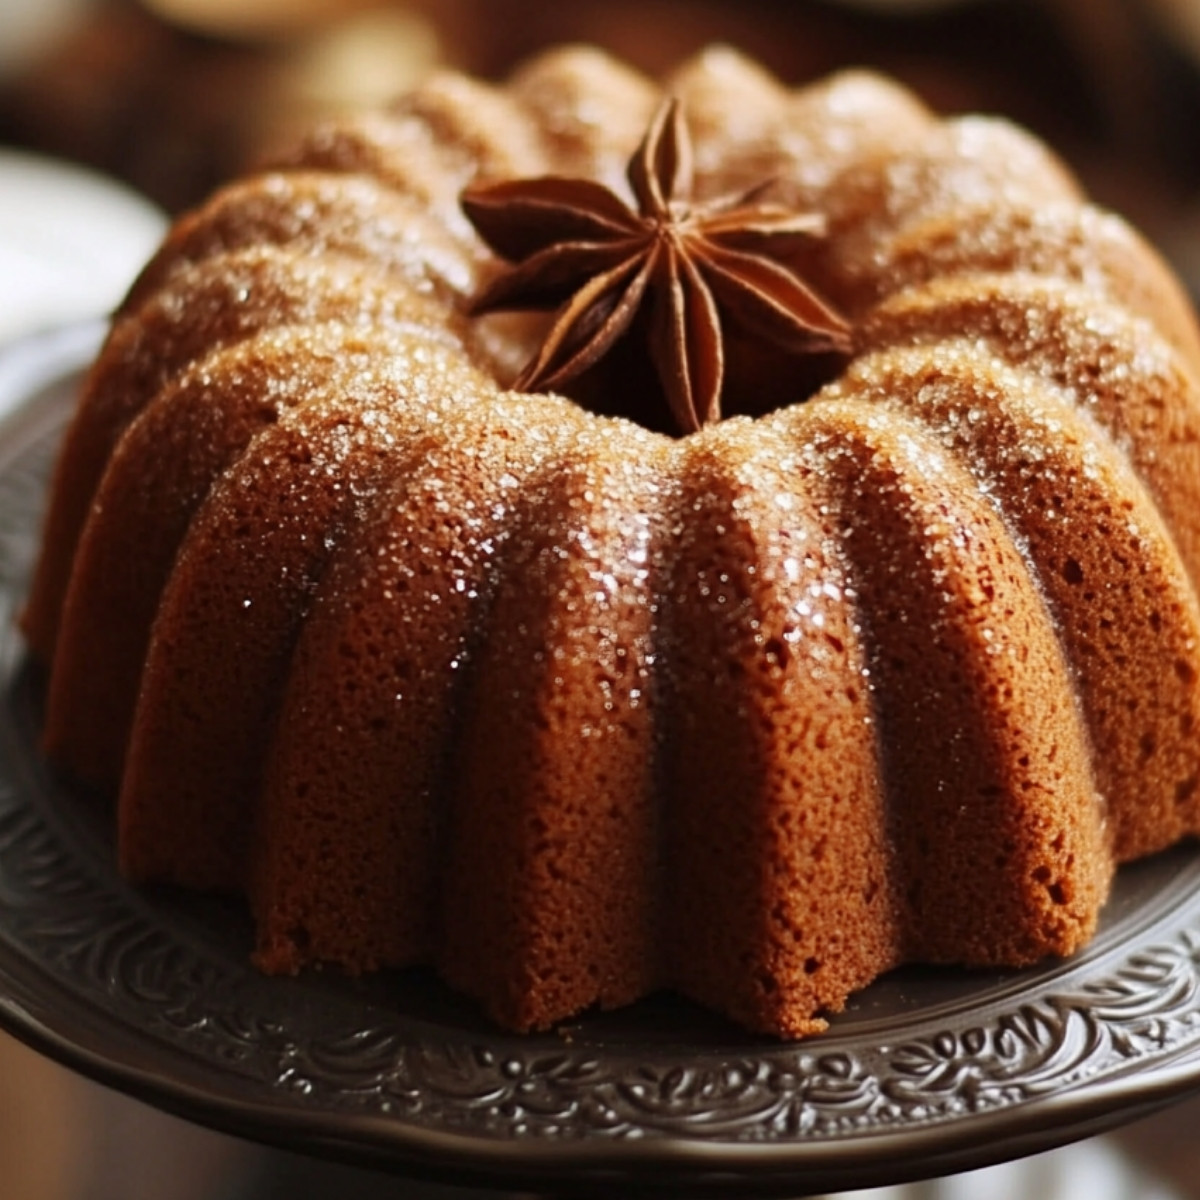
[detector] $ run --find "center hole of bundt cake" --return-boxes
[460,96,853,435]
[504,314,849,436]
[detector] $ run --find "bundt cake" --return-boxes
[21,45,1200,1038]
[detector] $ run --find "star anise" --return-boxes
[460,97,852,434]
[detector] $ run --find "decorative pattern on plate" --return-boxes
[3,352,1200,1191]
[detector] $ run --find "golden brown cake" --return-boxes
[21,45,1200,1038]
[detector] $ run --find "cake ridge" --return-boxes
[21,243,468,660]
[779,398,1110,963]
[507,45,658,193]
[859,272,1200,586]
[43,324,445,789]
[121,171,481,318]
[118,342,499,891]
[438,420,669,1030]
[657,418,898,1036]
[860,203,1200,366]
[253,388,596,979]
[814,339,1200,860]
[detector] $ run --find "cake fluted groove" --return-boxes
[778,400,1110,964]
[43,325,434,791]
[119,171,481,318]
[857,205,1200,370]
[818,341,1200,862]
[659,420,899,1038]
[438,420,669,1032]
[118,343,501,891]
[859,273,1200,587]
[251,391,594,976]
[21,246,463,663]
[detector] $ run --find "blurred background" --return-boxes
[7,0,1200,248]
[4,0,1200,1196]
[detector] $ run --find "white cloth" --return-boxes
[0,149,164,346]
[830,1137,1183,1200]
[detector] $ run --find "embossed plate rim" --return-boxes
[2,324,1200,1197]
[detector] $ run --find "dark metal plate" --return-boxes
[2,324,1200,1198]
